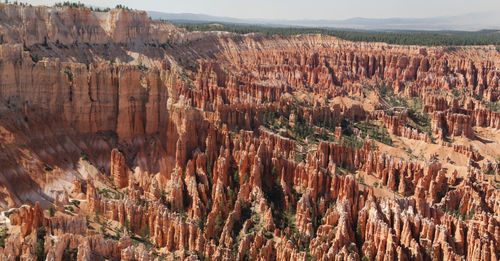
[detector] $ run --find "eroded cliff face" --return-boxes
[0,3,499,261]
[0,4,183,45]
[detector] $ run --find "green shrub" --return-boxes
[140,224,150,240]
[35,227,46,261]
[353,121,392,146]
[124,218,131,234]
[29,53,40,63]
[214,214,223,231]
[291,113,313,140]
[0,226,8,248]
[54,2,85,8]
[355,223,362,239]
[137,63,148,72]
[44,163,53,171]
[64,69,73,82]
[80,152,88,161]
[115,4,132,11]
[197,215,207,231]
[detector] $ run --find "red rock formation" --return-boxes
[470,109,500,129]
[452,144,480,160]
[9,202,45,237]
[0,3,499,261]
[432,111,474,139]
[110,149,129,189]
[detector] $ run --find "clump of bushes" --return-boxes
[137,63,148,72]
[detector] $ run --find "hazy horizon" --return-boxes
[20,0,500,21]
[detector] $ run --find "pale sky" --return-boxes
[19,0,500,20]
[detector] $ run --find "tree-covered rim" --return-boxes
[175,22,500,47]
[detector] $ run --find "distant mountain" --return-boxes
[148,11,500,31]
[147,12,248,24]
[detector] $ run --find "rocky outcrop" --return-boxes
[376,110,431,143]
[110,149,129,189]
[452,144,481,160]
[8,202,45,237]
[0,4,182,46]
[399,126,431,143]
[432,111,474,139]
[470,109,500,129]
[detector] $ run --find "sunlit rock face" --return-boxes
[0,3,499,261]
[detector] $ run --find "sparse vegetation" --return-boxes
[294,152,306,163]
[80,152,89,161]
[115,4,132,11]
[44,163,54,171]
[53,2,129,12]
[291,112,314,140]
[375,83,408,108]
[98,188,122,200]
[123,218,131,234]
[354,121,393,146]
[355,223,362,241]
[137,63,149,72]
[242,172,248,183]
[407,106,435,143]
[5,1,31,6]
[341,133,365,149]
[35,227,46,261]
[64,69,73,82]
[486,101,500,113]
[90,6,111,12]
[54,1,85,8]
[30,53,39,63]
[214,213,223,232]
[0,225,8,248]
[70,199,80,207]
[140,224,150,241]
[442,206,475,220]
[198,214,207,231]
[23,43,30,52]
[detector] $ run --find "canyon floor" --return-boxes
[0,3,499,261]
